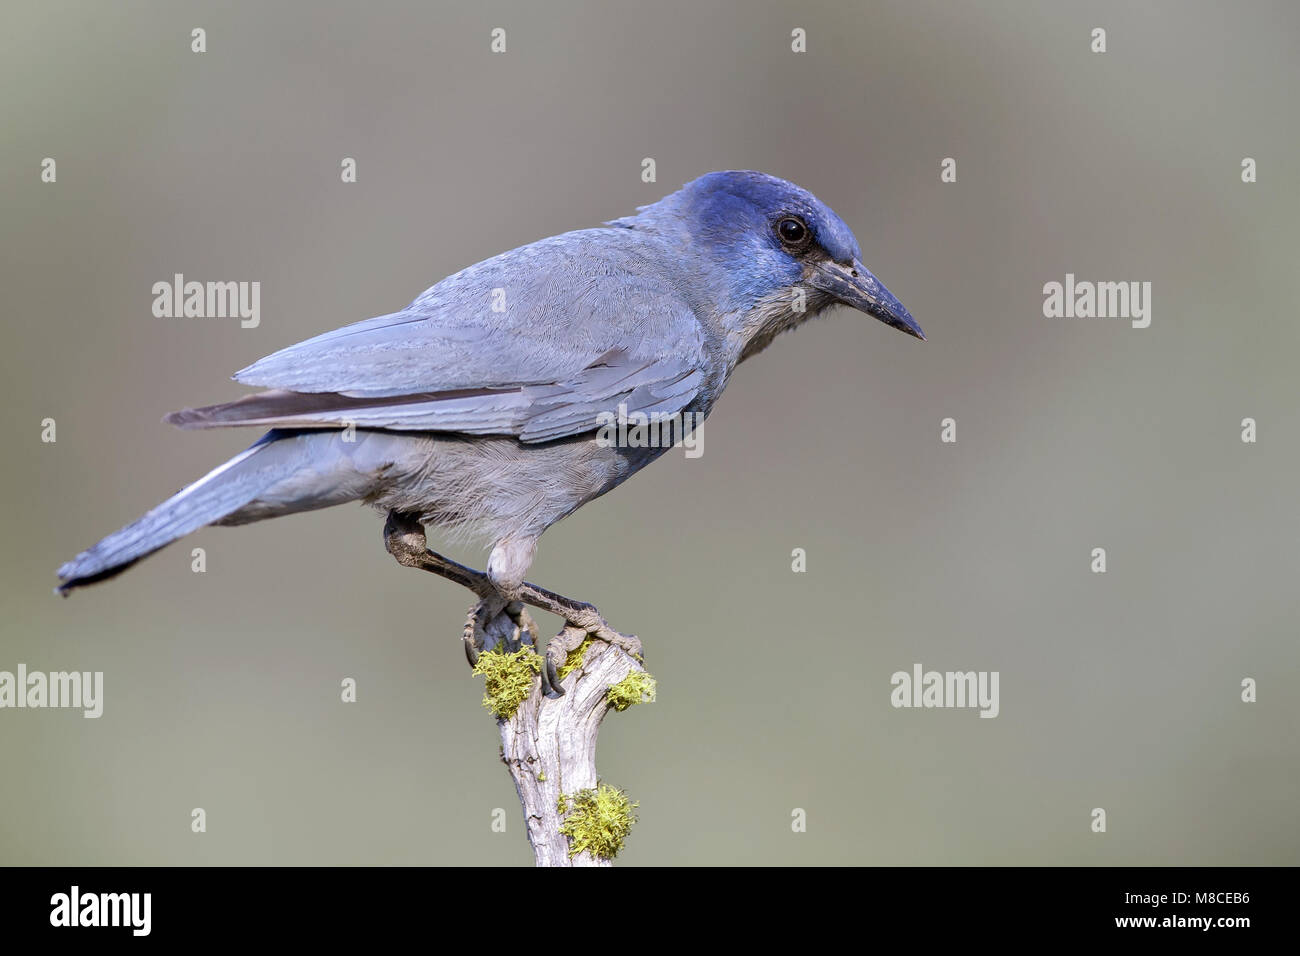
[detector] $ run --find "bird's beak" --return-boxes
[811,259,925,340]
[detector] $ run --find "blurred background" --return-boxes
[2,0,1297,865]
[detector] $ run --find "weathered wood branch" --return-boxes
[494,632,649,866]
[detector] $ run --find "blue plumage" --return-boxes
[57,171,921,597]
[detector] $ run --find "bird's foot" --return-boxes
[536,604,643,699]
[463,599,540,665]
[465,595,639,698]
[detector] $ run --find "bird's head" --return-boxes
[619,170,923,356]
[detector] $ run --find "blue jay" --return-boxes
[56,171,922,691]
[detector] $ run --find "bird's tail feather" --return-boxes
[55,429,376,593]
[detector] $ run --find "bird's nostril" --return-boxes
[850,269,858,277]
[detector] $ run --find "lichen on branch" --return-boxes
[606,670,656,711]
[471,646,541,719]
[557,783,639,860]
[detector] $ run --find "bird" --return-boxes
[55,170,922,692]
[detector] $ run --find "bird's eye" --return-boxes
[776,216,809,247]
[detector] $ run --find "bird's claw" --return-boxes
[539,614,643,699]
[464,599,539,666]
[542,653,564,699]
[540,624,587,699]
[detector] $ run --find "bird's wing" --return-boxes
[165,230,710,443]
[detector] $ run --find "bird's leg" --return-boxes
[382,510,642,697]
[383,510,494,598]
[383,511,537,662]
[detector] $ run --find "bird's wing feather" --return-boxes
[165,230,711,443]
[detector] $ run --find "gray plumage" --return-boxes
[57,171,921,597]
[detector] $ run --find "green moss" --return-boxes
[557,784,638,860]
[471,646,541,719]
[556,637,595,680]
[606,670,657,711]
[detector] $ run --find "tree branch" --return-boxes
[482,629,651,866]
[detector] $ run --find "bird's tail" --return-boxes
[56,429,392,593]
